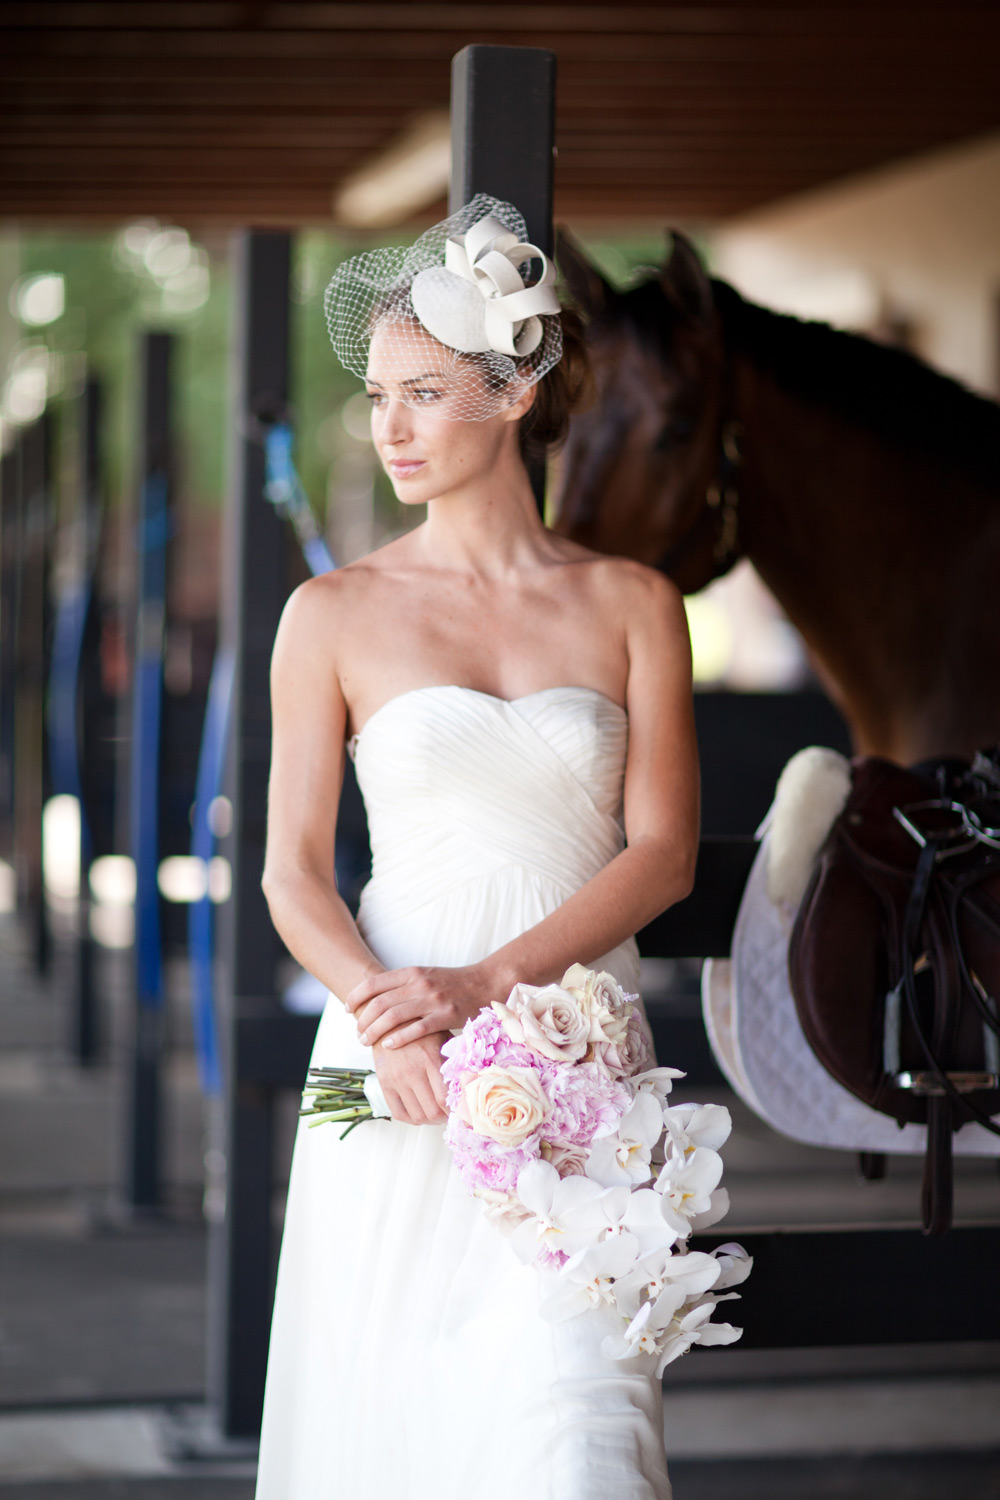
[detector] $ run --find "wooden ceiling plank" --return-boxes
[5,26,999,64]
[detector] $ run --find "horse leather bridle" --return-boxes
[656,416,745,580]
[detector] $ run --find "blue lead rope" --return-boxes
[263,422,336,578]
[46,575,93,866]
[188,424,335,1096]
[132,471,169,1014]
[187,647,234,1097]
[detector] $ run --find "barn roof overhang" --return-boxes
[2,2,1000,228]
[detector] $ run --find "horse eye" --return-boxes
[653,416,693,452]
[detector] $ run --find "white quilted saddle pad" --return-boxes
[702,830,1000,1156]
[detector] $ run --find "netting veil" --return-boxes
[323,195,563,421]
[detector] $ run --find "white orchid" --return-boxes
[511,1161,627,1263]
[661,1102,732,1158]
[619,1186,680,1256]
[688,1187,731,1234]
[710,1241,754,1289]
[654,1146,724,1238]
[611,1245,722,1320]
[631,1067,685,1107]
[661,1294,744,1370]
[602,1286,742,1375]
[539,1233,641,1323]
[585,1092,663,1188]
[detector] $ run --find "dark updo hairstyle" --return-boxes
[517,305,594,466]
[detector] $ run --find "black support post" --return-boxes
[15,416,53,976]
[72,378,101,1063]
[209,231,294,1439]
[450,46,556,255]
[0,444,18,858]
[126,333,172,1209]
[450,44,557,512]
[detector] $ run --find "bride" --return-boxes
[255,199,698,1500]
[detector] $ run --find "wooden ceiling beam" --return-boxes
[3,3,999,224]
[2,3,999,33]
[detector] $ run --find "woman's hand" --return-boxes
[373,1033,448,1125]
[347,963,511,1050]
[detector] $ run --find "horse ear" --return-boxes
[556,228,615,318]
[661,231,714,326]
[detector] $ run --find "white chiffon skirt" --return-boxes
[255,686,673,1499]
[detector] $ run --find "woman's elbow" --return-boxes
[261,858,299,917]
[654,835,698,909]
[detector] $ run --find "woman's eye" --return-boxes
[410,388,442,403]
[365,391,385,406]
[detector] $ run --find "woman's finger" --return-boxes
[380,1017,434,1049]
[414,1076,444,1124]
[360,1002,422,1048]
[354,990,421,1034]
[381,1084,404,1122]
[345,967,412,1013]
[429,1058,447,1111]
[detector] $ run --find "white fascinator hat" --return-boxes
[323,194,563,421]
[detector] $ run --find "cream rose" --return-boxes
[462,1066,550,1147]
[560,965,632,1047]
[594,1015,652,1079]
[493,983,590,1063]
[539,1140,588,1177]
[473,1186,533,1235]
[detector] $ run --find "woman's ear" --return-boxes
[502,384,537,424]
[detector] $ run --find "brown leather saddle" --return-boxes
[788,750,1000,1234]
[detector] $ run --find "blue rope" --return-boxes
[46,576,93,865]
[263,423,336,576]
[187,648,234,1097]
[131,471,169,1011]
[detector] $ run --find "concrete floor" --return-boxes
[1,912,999,1497]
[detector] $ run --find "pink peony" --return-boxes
[444,1115,540,1195]
[441,1009,538,1112]
[539,1061,632,1149]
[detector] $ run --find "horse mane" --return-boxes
[709,278,1000,489]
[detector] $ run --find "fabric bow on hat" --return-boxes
[411,214,560,358]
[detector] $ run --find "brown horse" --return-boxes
[554,234,1000,766]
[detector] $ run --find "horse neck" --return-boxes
[728,355,1000,763]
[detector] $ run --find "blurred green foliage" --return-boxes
[3,219,672,551]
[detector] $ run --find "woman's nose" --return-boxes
[379,397,411,446]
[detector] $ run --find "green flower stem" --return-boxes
[301,1064,385,1138]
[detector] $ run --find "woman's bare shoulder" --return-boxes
[554,542,684,617]
[279,534,419,631]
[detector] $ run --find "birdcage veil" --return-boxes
[323,194,563,421]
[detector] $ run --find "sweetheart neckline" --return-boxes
[348,683,627,751]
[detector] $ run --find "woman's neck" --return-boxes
[419,449,551,575]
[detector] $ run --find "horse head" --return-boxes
[554,232,734,593]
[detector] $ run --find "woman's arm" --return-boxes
[350,566,699,1049]
[263,579,381,998]
[263,578,447,1124]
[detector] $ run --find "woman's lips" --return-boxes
[388,459,425,479]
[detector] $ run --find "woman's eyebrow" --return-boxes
[365,371,448,391]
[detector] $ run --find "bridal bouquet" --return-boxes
[302,964,751,1374]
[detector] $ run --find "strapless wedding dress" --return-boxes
[255,685,672,1500]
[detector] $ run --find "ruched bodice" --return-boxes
[345,685,640,995]
[256,684,672,1500]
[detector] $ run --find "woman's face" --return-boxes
[364,321,527,505]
